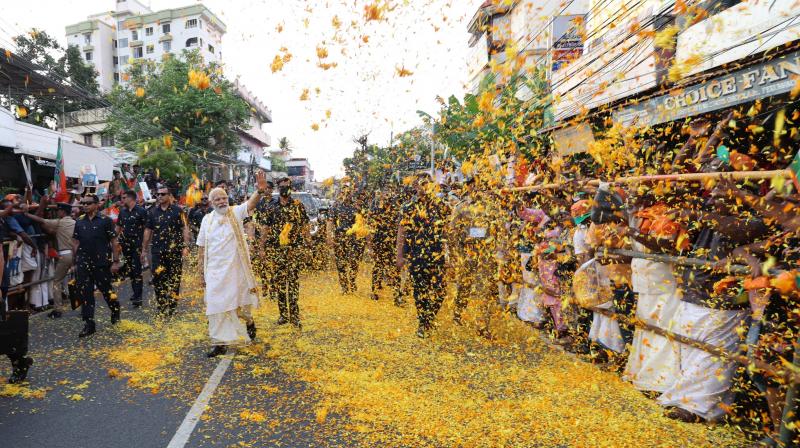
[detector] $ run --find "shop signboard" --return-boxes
[553,122,595,156]
[614,49,800,127]
[551,15,585,73]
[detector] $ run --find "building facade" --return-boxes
[65,0,225,92]
[286,158,315,192]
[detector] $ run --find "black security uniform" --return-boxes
[264,197,308,325]
[400,195,450,332]
[369,198,398,297]
[146,204,186,315]
[117,204,147,305]
[252,197,278,301]
[73,213,120,323]
[329,201,364,294]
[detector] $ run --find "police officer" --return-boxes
[265,177,308,328]
[72,194,121,338]
[141,185,190,316]
[117,190,147,308]
[328,186,364,294]
[252,180,276,301]
[368,188,399,301]
[396,173,450,338]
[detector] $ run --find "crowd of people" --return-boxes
[2,140,799,443]
[326,159,799,442]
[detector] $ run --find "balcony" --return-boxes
[158,33,173,42]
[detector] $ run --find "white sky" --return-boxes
[0,0,482,178]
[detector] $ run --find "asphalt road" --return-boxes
[0,274,349,448]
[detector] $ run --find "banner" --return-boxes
[53,138,69,202]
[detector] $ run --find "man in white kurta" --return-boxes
[197,174,269,357]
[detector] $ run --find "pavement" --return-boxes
[0,273,348,448]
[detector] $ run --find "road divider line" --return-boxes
[166,352,234,448]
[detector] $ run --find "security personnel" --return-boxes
[117,190,147,307]
[368,188,399,301]
[188,194,211,236]
[141,185,190,316]
[396,173,450,338]
[265,177,308,328]
[449,177,499,338]
[328,186,364,294]
[252,180,276,301]
[72,194,121,338]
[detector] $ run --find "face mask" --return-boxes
[279,186,290,197]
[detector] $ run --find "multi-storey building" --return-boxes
[286,158,315,192]
[465,0,589,93]
[65,0,225,92]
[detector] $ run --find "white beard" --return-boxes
[214,206,228,216]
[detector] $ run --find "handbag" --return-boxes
[572,258,614,309]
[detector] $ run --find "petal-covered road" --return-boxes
[1,267,746,447]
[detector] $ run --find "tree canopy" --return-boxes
[105,50,251,160]
[8,28,100,127]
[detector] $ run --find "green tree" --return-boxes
[8,28,99,127]
[277,136,293,156]
[134,138,195,183]
[106,50,251,159]
[419,68,551,164]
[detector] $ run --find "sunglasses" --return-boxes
[156,192,169,197]
[80,201,96,206]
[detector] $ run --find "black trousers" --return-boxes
[371,242,397,293]
[151,250,182,314]
[612,283,636,346]
[121,244,143,303]
[334,235,363,293]
[409,258,446,329]
[77,263,118,322]
[254,247,277,301]
[274,248,300,323]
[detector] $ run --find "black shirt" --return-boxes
[146,204,186,254]
[330,202,359,235]
[252,197,278,242]
[264,198,308,248]
[188,205,210,232]
[400,196,449,263]
[117,205,147,248]
[369,200,398,247]
[73,214,116,267]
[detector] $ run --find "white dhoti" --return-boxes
[589,300,625,353]
[209,305,253,346]
[197,203,259,347]
[657,300,747,421]
[517,252,545,323]
[624,259,681,392]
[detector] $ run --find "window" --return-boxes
[85,51,92,61]
[113,39,117,48]
[162,23,170,34]
[131,29,138,41]
[83,33,91,44]
[119,55,129,65]
[146,44,154,54]
[208,44,215,53]
[145,27,153,36]
[185,19,197,29]
[118,38,128,48]
[163,41,171,52]
[101,134,114,147]
[132,46,143,58]
[113,56,118,65]
[117,20,125,29]
[199,38,204,46]
[84,134,93,146]
[113,72,120,83]
[185,37,198,48]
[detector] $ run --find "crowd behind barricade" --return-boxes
[330,143,800,444]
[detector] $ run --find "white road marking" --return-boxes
[166,352,234,448]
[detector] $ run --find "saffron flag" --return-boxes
[53,138,69,202]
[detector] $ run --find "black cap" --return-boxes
[56,203,72,213]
